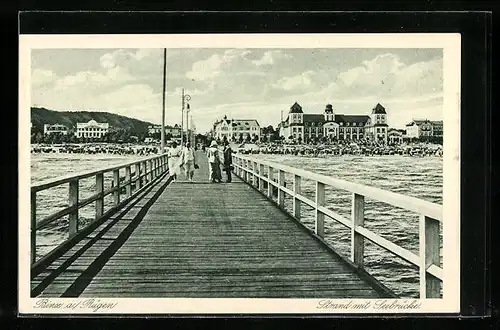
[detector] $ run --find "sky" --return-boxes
[31,48,443,133]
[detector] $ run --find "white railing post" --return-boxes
[419,215,441,298]
[146,160,153,183]
[252,161,257,186]
[244,159,248,182]
[95,173,104,219]
[68,179,79,237]
[293,175,301,220]
[135,163,142,189]
[278,170,285,207]
[125,166,132,197]
[267,166,274,199]
[31,191,36,265]
[259,164,265,191]
[113,169,120,205]
[315,181,325,238]
[351,193,365,267]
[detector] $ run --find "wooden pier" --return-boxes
[30,151,443,299]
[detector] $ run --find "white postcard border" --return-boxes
[19,33,461,315]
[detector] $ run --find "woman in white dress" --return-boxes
[167,141,182,181]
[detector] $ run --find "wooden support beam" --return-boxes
[419,215,441,298]
[68,179,79,237]
[293,175,301,220]
[278,170,285,207]
[267,166,274,199]
[113,169,120,205]
[95,173,104,219]
[315,181,325,238]
[351,193,365,267]
[125,166,132,197]
[31,191,36,265]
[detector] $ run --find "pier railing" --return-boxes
[232,153,443,299]
[30,153,169,269]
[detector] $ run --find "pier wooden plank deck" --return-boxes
[32,151,386,298]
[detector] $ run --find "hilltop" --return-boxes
[30,107,155,134]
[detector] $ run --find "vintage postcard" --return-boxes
[19,33,460,314]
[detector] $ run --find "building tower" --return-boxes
[288,102,304,141]
[370,103,388,143]
[324,104,335,122]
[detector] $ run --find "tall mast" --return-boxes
[161,48,167,153]
[181,88,184,146]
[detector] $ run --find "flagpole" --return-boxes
[181,88,184,146]
[186,108,189,145]
[161,48,167,153]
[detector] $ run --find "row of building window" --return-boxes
[77,132,106,138]
[45,126,67,131]
[293,134,366,139]
[295,127,386,134]
[220,127,258,132]
[77,127,107,131]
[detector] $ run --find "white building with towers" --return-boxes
[278,102,389,144]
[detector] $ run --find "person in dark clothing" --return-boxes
[223,141,233,183]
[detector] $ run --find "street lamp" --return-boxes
[160,48,167,153]
[181,88,191,146]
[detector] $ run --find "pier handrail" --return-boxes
[232,153,443,299]
[30,153,170,268]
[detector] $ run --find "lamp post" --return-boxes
[190,115,196,147]
[181,88,191,146]
[160,48,167,153]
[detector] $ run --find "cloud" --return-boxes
[31,49,443,133]
[252,50,291,66]
[31,68,57,87]
[272,70,317,91]
[53,66,134,91]
[335,53,443,98]
[186,49,253,81]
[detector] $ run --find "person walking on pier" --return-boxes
[223,141,233,183]
[167,141,182,182]
[181,142,197,182]
[207,140,222,183]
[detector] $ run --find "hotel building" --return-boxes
[212,116,261,142]
[279,102,389,144]
[405,119,443,139]
[75,120,109,139]
[148,124,181,137]
[43,124,69,135]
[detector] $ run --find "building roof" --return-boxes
[289,102,303,114]
[303,114,325,122]
[335,114,371,124]
[388,128,406,134]
[406,119,433,126]
[230,119,260,127]
[371,103,387,114]
[77,120,109,128]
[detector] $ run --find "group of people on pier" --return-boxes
[166,141,197,182]
[166,140,233,184]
